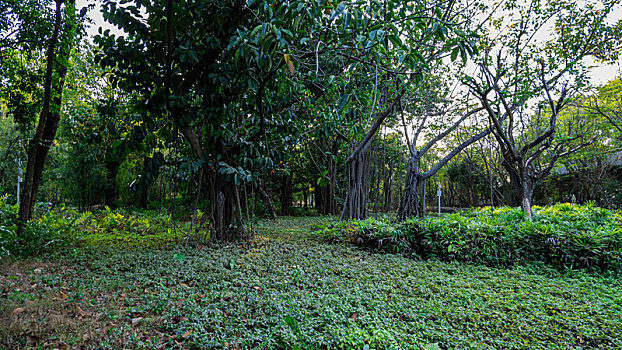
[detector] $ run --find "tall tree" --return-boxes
[466,0,622,220]
[339,0,479,220]
[4,0,80,233]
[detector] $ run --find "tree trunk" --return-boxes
[257,183,275,220]
[383,169,393,212]
[340,87,404,221]
[17,0,75,234]
[398,150,420,220]
[421,177,427,217]
[104,160,120,207]
[521,176,534,221]
[279,176,292,216]
[373,163,381,213]
[205,169,245,241]
[341,145,370,220]
[328,153,337,214]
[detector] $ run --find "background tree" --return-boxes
[465,0,622,220]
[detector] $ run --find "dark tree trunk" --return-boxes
[139,156,153,209]
[501,151,522,206]
[316,155,337,215]
[279,176,292,216]
[205,169,245,241]
[383,168,393,212]
[257,183,276,220]
[373,163,381,212]
[17,0,75,234]
[341,145,370,220]
[105,160,120,207]
[341,88,404,220]
[421,177,427,217]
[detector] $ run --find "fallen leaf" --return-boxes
[172,316,189,323]
[76,305,90,317]
[181,330,193,339]
[11,307,25,317]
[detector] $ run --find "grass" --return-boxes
[1,215,622,349]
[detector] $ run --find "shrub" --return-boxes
[314,204,622,272]
[0,195,75,258]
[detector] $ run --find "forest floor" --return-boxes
[1,216,622,349]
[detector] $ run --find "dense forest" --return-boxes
[2,0,622,349]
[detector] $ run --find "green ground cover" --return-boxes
[316,204,622,272]
[1,215,622,349]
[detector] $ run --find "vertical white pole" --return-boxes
[437,180,441,217]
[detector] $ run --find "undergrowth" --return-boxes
[2,204,622,348]
[2,218,622,349]
[314,203,622,273]
[0,195,208,259]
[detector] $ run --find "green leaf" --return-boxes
[451,47,459,61]
[329,2,346,21]
[339,94,350,111]
[388,34,402,47]
[368,23,383,31]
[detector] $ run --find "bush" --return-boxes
[314,203,622,272]
[0,195,74,258]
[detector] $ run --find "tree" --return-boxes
[2,0,80,233]
[394,69,492,219]
[339,0,480,220]
[465,0,622,220]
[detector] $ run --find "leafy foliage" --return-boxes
[316,204,622,272]
[0,195,72,258]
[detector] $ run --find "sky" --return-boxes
[77,0,622,86]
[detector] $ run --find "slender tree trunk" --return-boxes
[104,160,120,207]
[373,164,381,213]
[18,0,76,234]
[383,169,393,212]
[257,183,275,220]
[328,153,337,214]
[421,177,427,217]
[279,176,292,216]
